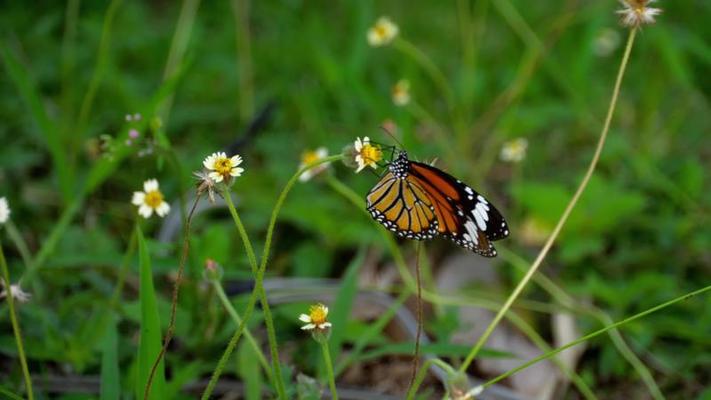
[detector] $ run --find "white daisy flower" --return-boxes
[392,79,411,106]
[367,17,399,47]
[132,179,171,218]
[203,152,245,183]
[617,0,662,27]
[0,197,9,224]
[299,303,332,331]
[354,137,383,173]
[298,147,330,182]
[0,282,31,303]
[500,138,529,163]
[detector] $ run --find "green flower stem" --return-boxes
[325,177,594,398]
[0,244,34,400]
[474,284,711,394]
[218,189,286,399]
[4,221,32,271]
[319,340,339,400]
[458,27,638,372]
[202,155,342,400]
[211,279,272,376]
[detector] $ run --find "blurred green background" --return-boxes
[1,0,710,398]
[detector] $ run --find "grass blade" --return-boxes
[329,246,366,362]
[135,227,166,399]
[0,42,73,202]
[100,314,120,400]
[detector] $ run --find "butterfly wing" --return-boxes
[366,172,439,240]
[408,161,509,257]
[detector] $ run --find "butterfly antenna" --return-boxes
[380,123,405,149]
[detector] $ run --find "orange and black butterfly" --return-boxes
[366,150,509,257]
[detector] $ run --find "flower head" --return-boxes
[193,170,219,204]
[392,79,411,106]
[203,152,244,183]
[617,0,662,27]
[299,303,332,331]
[132,179,171,218]
[367,17,399,47]
[0,197,10,224]
[499,138,528,163]
[0,282,31,303]
[354,137,383,172]
[299,147,330,182]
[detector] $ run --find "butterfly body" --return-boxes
[366,151,509,257]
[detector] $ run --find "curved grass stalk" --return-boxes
[500,248,665,400]
[201,155,342,399]
[0,244,34,400]
[471,284,711,395]
[320,341,339,400]
[458,27,639,372]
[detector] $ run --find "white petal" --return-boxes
[316,147,328,158]
[209,172,224,183]
[230,167,244,177]
[301,324,316,330]
[322,306,329,315]
[320,322,332,329]
[218,152,227,159]
[132,192,146,205]
[144,179,159,192]
[203,155,215,169]
[299,314,312,323]
[156,202,171,217]
[354,137,363,151]
[299,170,313,182]
[230,155,243,166]
[138,205,153,218]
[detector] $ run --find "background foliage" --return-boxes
[1,0,710,398]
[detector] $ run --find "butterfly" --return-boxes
[366,150,509,257]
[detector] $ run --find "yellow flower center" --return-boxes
[214,158,233,176]
[309,305,328,326]
[301,150,322,165]
[374,24,388,38]
[144,190,164,209]
[360,144,383,165]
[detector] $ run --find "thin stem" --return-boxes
[407,242,423,393]
[202,155,341,399]
[320,341,339,400]
[0,244,34,400]
[222,186,286,399]
[474,284,711,393]
[4,221,32,270]
[459,27,638,372]
[144,196,200,400]
[211,279,272,376]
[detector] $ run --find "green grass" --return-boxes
[1,1,710,399]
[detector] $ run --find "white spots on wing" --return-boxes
[477,195,487,204]
[467,195,474,200]
[504,230,509,236]
[464,220,479,245]
[464,186,474,195]
[473,210,487,231]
